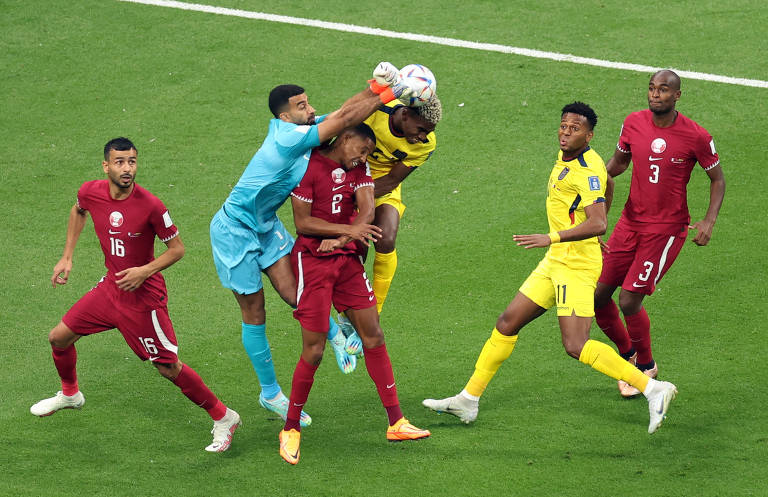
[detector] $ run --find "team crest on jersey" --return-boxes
[331,168,346,184]
[109,211,124,227]
[651,138,667,154]
[558,167,570,180]
[588,176,601,191]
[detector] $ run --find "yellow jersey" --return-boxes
[363,101,437,180]
[545,147,607,269]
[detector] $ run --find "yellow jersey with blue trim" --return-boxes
[545,147,607,269]
[363,101,436,180]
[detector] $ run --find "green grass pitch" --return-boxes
[2,1,766,496]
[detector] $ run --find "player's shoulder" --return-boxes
[675,112,712,137]
[572,147,606,173]
[273,118,316,142]
[624,109,651,125]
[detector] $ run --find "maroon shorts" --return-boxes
[62,280,179,363]
[292,250,376,333]
[599,221,686,295]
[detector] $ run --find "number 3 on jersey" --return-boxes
[649,164,659,184]
[110,237,125,257]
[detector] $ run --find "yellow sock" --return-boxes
[464,328,519,397]
[373,249,397,313]
[578,339,650,392]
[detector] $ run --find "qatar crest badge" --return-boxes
[331,168,346,184]
[109,211,124,227]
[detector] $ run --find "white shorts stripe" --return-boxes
[653,236,676,286]
[151,309,178,354]
[296,252,304,307]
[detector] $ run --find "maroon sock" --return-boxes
[625,307,653,365]
[52,345,79,396]
[285,357,318,432]
[172,364,227,420]
[594,301,633,355]
[363,344,403,425]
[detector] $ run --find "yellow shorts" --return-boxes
[519,256,600,317]
[374,183,406,217]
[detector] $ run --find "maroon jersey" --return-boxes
[617,109,720,235]
[76,180,179,310]
[290,150,373,256]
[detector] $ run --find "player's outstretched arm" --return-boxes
[52,204,88,287]
[317,63,412,143]
[513,202,607,249]
[690,164,725,246]
[115,235,185,292]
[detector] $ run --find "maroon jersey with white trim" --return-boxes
[77,180,178,310]
[291,150,373,256]
[617,109,720,235]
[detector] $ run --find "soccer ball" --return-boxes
[398,64,437,107]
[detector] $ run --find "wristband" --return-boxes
[368,79,389,95]
[378,87,396,104]
[548,232,561,244]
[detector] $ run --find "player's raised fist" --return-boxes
[373,62,399,87]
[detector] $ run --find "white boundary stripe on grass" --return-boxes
[120,0,768,89]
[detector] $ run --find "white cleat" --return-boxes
[205,408,241,452]
[422,393,478,424]
[30,391,85,417]
[647,381,677,434]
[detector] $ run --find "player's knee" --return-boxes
[618,292,643,315]
[154,361,182,380]
[48,323,75,348]
[562,338,584,359]
[359,325,385,349]
[495,315,521,336]
[303,341,325,366]
[375,233,396,254]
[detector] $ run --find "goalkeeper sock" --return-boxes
[241,322,281,399]
[464,328,518,397]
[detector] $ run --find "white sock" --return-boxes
[643,378,659,398]
[460,389,480,402]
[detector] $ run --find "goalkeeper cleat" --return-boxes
[279,429,301,465]
[205,408,241,452]
[30,391,85,417]
[620,360,658,398]
[647,380,677,434]
[328,329,357,374]
[259,392,312,428]
[422,393,478,424]
[386,417,431,442]
[337,313,363,356]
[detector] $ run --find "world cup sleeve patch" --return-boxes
[163,210,173,228]
[588,176,601,191]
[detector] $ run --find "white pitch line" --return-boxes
[120,0,768,89]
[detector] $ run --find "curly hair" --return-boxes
[561,101,597,130]
[413,95,442,126]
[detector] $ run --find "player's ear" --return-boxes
[102,160,109,173]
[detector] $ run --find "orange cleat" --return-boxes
[386,417,431,442]
[279,429,301,465]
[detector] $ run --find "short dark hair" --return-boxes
[347,123,376,145]
[104,137,136,160]
[268,84,305,117]
[561,101,597,130]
